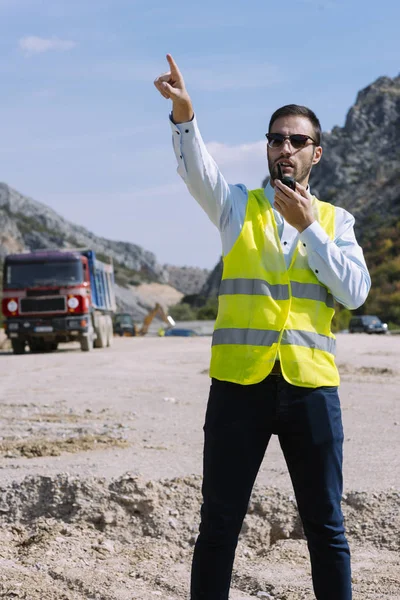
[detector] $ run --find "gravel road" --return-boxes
[0,333,398,599]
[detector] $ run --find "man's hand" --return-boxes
[154,54,194,123]
[273,180,315,232]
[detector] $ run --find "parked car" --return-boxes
[163,328,198,337]
[349,315,388,334]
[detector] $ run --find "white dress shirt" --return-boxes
[170,115,371,310]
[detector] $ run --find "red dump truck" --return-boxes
[2,248,116,354]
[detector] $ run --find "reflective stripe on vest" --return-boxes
[219,278,289,300]
[212,328,336,354]
[281,329,336,354]
[212,328,280,347]
[290,281,334,308]
[219,278,334,308]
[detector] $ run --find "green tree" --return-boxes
[331,307,352,332]
[196,298,218,320]
[168,302,197,321]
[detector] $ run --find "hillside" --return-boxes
[164,264,209,295]
[0,184,208,319]
[309,74,400,324]
[309,75,400,230]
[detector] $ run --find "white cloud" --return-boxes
[206,140,268,188]
[206,140,265,165]
[19,36,77,56]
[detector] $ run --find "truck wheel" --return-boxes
[80,334,94,352]
[106,315,113,347]
[94,315,107,348]
[11,339,26,355]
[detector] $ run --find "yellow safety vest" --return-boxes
[210,188,339,388]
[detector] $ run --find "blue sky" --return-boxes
[0,0,398,269]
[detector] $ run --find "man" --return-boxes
[154,54,370,600]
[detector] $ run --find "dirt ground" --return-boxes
[0,332,399,599]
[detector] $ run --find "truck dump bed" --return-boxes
[81,250,116,312]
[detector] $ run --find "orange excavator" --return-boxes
[136,303,175,336]
[113,303,175,337]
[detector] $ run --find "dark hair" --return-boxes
[268,104,322,146]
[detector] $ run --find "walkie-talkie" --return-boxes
[277,163,296,191]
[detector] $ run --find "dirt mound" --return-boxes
[0,435,129,459]
[337,363,398,378]
[0,474,398,599]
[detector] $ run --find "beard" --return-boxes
[268,151,315,186]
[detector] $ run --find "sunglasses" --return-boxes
[265,133,317,149]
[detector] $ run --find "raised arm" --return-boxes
[154,55,248,238]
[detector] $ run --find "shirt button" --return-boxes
[283,241,287,245]
[303,243,306,247]
[176,131,180,135]
[180,155,183,159]
[185,129,189,133]
[315,269,319,274]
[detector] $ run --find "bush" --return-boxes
[168,302,197,321]
[181,293,206,308]
[331,307,352,332]
[196,298,218,320]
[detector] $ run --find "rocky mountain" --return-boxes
[0,184,208,318]
[201,73,400,324]
[164,264,209,295]
[199,257,223,300]
[308,74,400,239]
[304,74,400,323]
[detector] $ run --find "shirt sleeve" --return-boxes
[299,209,371,310]
[169,114,248,238]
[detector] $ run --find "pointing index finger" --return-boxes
[166,53,181,77]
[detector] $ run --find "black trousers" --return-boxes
[190,375,352,600]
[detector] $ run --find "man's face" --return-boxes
[267,115,322,187]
